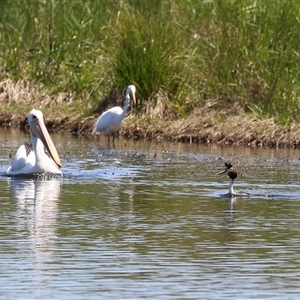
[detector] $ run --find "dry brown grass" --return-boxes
[0,79,34,105]
[142,89,178,120]
[0,79,75,110]
[123,100,300,147]
[1,79,300,147]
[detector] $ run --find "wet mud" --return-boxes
[0,79,299,147]
[1,105,299,148]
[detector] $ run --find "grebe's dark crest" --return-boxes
[217,162,249,198]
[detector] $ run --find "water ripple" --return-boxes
[1,135,300,299]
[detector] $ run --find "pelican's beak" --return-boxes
[31,119,62,168]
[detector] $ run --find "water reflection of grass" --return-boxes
[1,1,300,125]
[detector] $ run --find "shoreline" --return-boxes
[1,106,300,148]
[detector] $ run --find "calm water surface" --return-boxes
[0,129,300,299]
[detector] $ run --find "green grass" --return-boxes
[0,0,300,124]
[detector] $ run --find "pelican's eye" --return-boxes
[31,115,38,122]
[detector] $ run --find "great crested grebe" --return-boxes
[217,162,249,198]
[92,85,136,146]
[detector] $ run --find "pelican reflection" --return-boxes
[8,178,61,274]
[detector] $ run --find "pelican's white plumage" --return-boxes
[92,85,136,145]
[7,109,62,176]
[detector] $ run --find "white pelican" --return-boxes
[217,162,249,197]
[92,85,136,146]
[7,109,62,176]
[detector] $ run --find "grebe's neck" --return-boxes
[229,178,235,196]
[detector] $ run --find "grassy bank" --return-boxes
[0,0,300,125]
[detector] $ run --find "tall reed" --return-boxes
[0,0,299,123]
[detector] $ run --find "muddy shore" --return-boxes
[0,104,299,148]
[0,79,299,147]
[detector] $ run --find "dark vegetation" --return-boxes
[0,0,300,131]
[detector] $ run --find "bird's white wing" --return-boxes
[93,107,123,134]
[7,143,35,173]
